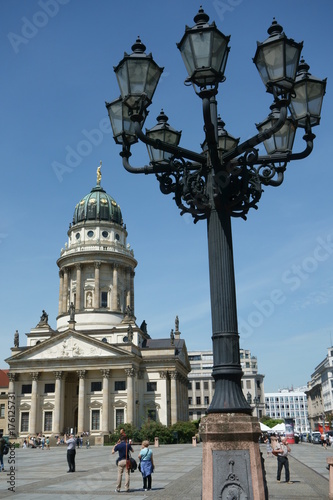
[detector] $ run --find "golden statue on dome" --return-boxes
[97,160,102,185]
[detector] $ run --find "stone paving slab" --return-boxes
[0,442,331,499]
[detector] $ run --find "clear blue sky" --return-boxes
[0,0,332,392]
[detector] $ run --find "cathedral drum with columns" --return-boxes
[5,166,190,441]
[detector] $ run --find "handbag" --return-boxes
[125,444,137,472]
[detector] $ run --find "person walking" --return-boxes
[274,436,292,483]
[138,440,155,491]
[64,433,76,472]
[112,435,133,493]
[0,433,6,472]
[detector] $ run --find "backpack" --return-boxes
[3,444,9,455]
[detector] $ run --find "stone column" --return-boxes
[112,264,119,311]
[101,369,110,433]
[77,370,86,433]
[62,268,69,314]
[125,368,135,424]
[58,270,64,314]
[159,371,169,425]
[30,372,39,435]
[170,371,178,425]
[53,371,63,435]
[8,373,17,438]
[75,264,82,311]
[130,270,135,314]
[94,262,100,309]
[126,268,131,308]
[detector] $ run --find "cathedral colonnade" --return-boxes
[7,367,187,438]
[57,263,135,316]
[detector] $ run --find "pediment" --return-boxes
[8,330,130,362]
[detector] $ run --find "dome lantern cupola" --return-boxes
[72,161,123,226]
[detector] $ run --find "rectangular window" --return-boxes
[44,383,55,393]
[91,381,102,392]
[197,411,202,418]
[246,380,251,389]
[196,396,201,405]
[147,382,157,392]
[116,409,124,427]
[115,381,126,391]
[21,412,29,432]
[196,382,200,390]
[204,396,209,405]
[188,397,192,405]
[204,382,209,390]
[22,384,32,394]
[0,404,5,418]
[148,409,157,421]
[91,410,100,430]
[101,291,108,308]
[188,381,192,390]
[44,411,53,432]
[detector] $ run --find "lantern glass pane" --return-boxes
[145,62,162,100]
[179,36,196,77]
[262,42,284,81]
[126,59,149,94]
[189,31,212,69]
[108,100,123,137]
[285,44,300,80]
[115,64,129,97]
[306,81,325,117]
[211,32,228,72]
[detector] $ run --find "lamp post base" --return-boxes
[200,413,268,500]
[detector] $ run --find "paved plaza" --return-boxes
[0,441,331,499]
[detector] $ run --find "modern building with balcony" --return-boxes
[264,388,310,433]
[188,349,265,420]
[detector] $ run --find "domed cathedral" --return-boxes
[5,164,190,443]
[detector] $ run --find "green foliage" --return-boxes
[139,421,173,444]
[106,420,198,445]
[260,416,284,428]
[170,421,197,443]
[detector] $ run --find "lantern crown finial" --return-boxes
[193,6,210,25]
[131,36,146,54]
[267,18,284,37]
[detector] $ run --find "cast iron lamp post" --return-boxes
[106,7,326,498]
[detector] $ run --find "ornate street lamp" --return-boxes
[106,7,326,499]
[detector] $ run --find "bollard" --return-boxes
[154,437,159,447]
[327,457,333,499]
[192,436,197,447]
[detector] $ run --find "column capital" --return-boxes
[54,371,64,380]
[125,367,136,378]
[169,371,178,380]
[30,372,40,381]
[8,372,16,382]
[95,261,101,269]
[101,369,110,378]
[159,371,168,379]
[75,263,82,270]
[77,370,86,379]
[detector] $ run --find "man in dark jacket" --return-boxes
[112,435,133,492]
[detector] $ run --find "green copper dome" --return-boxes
[73,184,123,226]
